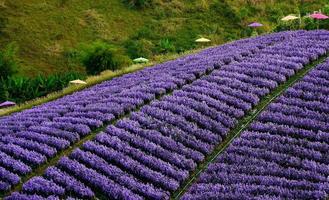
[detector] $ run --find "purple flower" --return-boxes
[22,176,65,196]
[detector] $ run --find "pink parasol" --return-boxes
[310,13,328,29]
[310,13,329,20]
[0,101,16,108]
[248,22,263,27]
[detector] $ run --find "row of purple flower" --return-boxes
[5,30,329,199]
[0,31,287,195]
[182,57,329,199]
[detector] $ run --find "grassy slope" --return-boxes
[0,0,145,76]
[0,0,327,77]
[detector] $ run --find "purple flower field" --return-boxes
[181,53,329,200]
[1,30,329,199]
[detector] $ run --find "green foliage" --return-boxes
[0,83,8,102]
[237,7,251,21]
[212,1,241,24]
[57,0,69,7]
[324,5,329,14]
[0,0,327,77]
[274,18,301,32]
[125,38,155,59]
[79,41,131,75]
[156,39,175,54]
[134,22,159,40]
[0,43,19,80]
[321,5,329,29]
[274,11,329,32]
[62,48,80,70]
[0,72,85,103]
[223,30,240,41]
[265,4,284,23]
[123,0,152,9]
[171,24,198,53]
[298,1,326,15]
[302,17,317,30]
[0,17,7,35]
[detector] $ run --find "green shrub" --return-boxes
[171,25,198,53]
[123,0,152,9]
[323,5,329,29]
[125,38,154,59]
[265,5,284,23]
[324,4,329,14]
[79,41,131,75]
[0,83,8,102]
[156,39,175,54]
[0,43,19,80]
[237,7,251,21]
[302,16,317,30]
[0,72,85,103]
[274,18,300,32]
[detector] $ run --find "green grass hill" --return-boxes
[0,0,327,77]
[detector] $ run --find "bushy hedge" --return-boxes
[79,41,131,75]
[0,72,85,103]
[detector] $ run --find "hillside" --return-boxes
[0,0,327,76]
[1,30,329,199]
